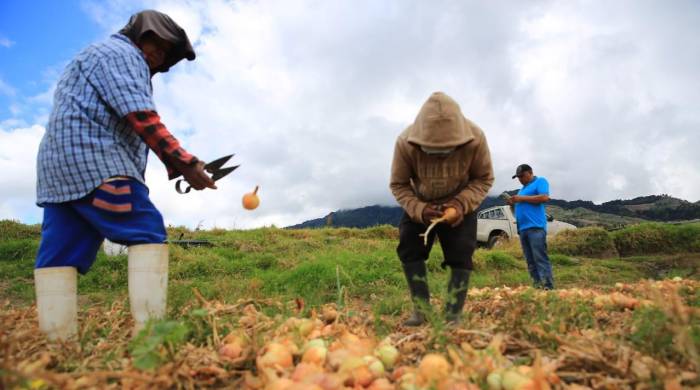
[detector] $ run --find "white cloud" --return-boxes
[2,0,700,227]
[135,0,542,228]
[0,36,14,48]
[0,125,44,222]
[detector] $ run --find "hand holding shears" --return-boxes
[175,154,239,194]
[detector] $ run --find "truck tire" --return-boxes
[487,232,508,249]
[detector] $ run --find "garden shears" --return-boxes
[175,154,239,194]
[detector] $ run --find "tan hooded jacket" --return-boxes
[390,92,494,223]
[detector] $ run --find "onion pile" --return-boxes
[218,304,561,390]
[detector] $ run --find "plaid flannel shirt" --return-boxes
[37,34,193,204]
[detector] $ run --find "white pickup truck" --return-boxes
[476,205,577,248]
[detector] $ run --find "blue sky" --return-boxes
[1,1,699,228]
[0,1,103,121]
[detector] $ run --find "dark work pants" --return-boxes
[397,211,477,270]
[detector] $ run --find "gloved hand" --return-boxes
[421,204,443,225]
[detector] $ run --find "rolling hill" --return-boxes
[288,194,700,229]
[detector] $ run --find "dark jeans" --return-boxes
[519,227,554,289]
[397,211,477,270]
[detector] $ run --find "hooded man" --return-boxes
[390,92,494,326]
[34,10,215,340]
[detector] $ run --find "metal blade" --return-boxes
[211,165,239,182]
[204,154,234,172]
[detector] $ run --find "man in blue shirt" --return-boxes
[506,164,554,289]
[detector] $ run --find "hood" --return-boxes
[406,92,475,148]
[119,10,196,74]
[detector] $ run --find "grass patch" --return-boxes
[1,220,699,311]
[628,307,678,361]
[258,250,404,306]
[473,250,521,271]
[612,223,700,256]
[549,227,618,258]
[549,254,579,266]
[547,222,700,258]
[0,220,41,242]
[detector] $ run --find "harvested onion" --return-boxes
[257,342,293,372]
[242,185,260,210]
[419,207,460,245]
[418,354,451,385]
[375,343,399,370]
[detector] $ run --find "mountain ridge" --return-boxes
[287,194,700,229]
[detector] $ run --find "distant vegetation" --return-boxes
[549,194,700,222]
[289,194,700,229]
[545,205,646,229]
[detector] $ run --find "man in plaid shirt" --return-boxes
[34,10,215,340]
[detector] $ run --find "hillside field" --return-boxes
[1,220,698,389]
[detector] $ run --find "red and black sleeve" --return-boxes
[125,110,198,179]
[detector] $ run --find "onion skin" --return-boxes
[218,342,243,360]
[418,354,451,385]
[487,371,503,390]
[375,344,399,370]
[443,207,460,225]
[302,345,328,365]
[257,342,293,373]
[367,378,394,390]
[243,185,260,210]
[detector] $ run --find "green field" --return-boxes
[1,220,698,389]
[2,221,699,310]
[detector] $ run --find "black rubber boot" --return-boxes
[445,268,470,324]
[402,261,430,327]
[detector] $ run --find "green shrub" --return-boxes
[130,320,190,370]
[0,220,41,242]
[0,239,39,262]
[612,223,700,256]
[549,227,618,258]
[357,225,399,240]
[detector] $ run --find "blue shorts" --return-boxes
[35,178,167,274]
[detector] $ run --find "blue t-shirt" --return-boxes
[514,176,549,232]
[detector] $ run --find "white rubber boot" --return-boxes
[128,243,168,334]
[34,266,78,341]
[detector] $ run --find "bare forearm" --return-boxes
[514,194,550,204]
